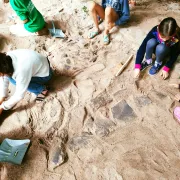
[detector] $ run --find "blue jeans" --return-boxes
[9,68,53,95]
[145,38,170,62]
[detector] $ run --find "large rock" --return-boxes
[90,90,113,111]
[111,100,137,121]
[83,117,116,137]
[48,130,68,171]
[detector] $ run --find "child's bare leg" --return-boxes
[88,1,105,32]
[104,7,119,35]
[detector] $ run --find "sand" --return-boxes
[0,0,180,179]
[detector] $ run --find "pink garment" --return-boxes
[174,107,180,123]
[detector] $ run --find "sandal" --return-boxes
[103,34,110,45]
[35,89,49,102]
[48,21,65,38]
[88,31,100,39]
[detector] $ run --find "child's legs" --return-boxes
[28,68,53,95]
[104,7,119,34]
[88,1,105,30]
[9,68,53,95]
[155,43,170,63]
[145,38,158,60]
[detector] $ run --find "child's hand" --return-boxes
[22,19,28,24]
[175,93,180,102]
[169,83,179,89]
[160,70,169,80]
[134,68,140,79]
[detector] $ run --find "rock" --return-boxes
[90,90,113,110]
[68,106,86,136]
[74,79,95,103]
[48,142,67,171]
[48,130,68,171]
[134,96,152,107]
[68,136,92,153]
[111,100,137,121]
[83,118,116,137]
[94,119,115,137]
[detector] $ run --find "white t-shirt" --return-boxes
[0,49,50,110]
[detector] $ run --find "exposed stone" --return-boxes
[134,96,152,107]
[74,79,95,103]
[83,118,116,137]
[68,136,92,153]
[48,130,68,171]
[90,90,113,110]
[111,100,137,121]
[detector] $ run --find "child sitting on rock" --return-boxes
[0,49,53,116]
[3,0,65,37]
[134,17,180,79]
[88,0,130,45]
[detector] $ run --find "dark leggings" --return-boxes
[145,38,170,63]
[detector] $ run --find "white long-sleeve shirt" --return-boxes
[0,49,50,110]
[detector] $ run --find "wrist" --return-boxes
[135,64,141,69]
[162,66,170,72]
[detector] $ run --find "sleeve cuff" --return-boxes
[0,103,9,110]
[135,64,141,69]
[162,66,170,72]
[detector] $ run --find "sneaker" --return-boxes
[149,62,162,75]
[140,61,152,71]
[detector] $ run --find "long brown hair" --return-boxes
[0,53,14,75]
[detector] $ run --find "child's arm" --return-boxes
[135,26,157,69]
[0,76,9,100]
[16,11,28,23]
[115,0,130,25]
[162,43,180,72]
[0,72,31,110]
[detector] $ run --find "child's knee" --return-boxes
[156,44,167,53]
[147,38,157,48]
[105,7,114,16]
[88,1,97,12]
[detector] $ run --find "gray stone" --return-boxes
[68,136,92,153]
[83,118,116,137]
[48,138,67,171]
[112,100,137,121]
[91,91,113,110]
[134,96,152,107]
[94,119,115,137]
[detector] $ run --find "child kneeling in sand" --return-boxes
[3,0,65,37]
[0,49,53,116]
[134,17,180,79]
[88,0,130,45]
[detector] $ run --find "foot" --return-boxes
[103,34,110,45]
[35,89,49,102]
[149,62,162,75]
[88,30,100,39]
[140,60,152,71]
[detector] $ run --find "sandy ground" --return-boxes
[0,0,180,179]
